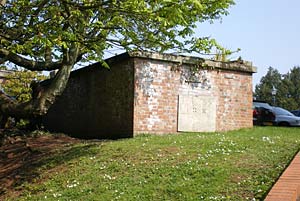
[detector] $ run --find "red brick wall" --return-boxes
[133,59,180,134]
[43,57,135,139]
[133,58,253,135]
[42,52,254,138]
[212,70,253,131]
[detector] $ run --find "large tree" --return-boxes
[0,0,234,121]
[254,67,281,105]
[278,67,300,110]
[254,66,300,110]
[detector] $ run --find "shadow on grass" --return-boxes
[0,134,100,198]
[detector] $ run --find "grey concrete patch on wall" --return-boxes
[178,95,217,132]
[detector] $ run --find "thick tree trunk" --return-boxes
[0,64,73,125]
[32,64,73,116]
[0,41,79,128]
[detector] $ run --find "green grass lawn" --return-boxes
[9,127,300,201]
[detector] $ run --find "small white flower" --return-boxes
[104,174,112,180]
[53,193,62,198]
[66,180,79,188]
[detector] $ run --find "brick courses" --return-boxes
[42,52,256,138]
[133,53,255,135]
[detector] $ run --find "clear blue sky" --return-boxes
[196,0,300,89]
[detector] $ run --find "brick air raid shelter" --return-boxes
[42,52,257,139]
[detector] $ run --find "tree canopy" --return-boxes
[0,0,235,122]
[254,67,281,105]
[1,66,47,103]
[254,66,300,110]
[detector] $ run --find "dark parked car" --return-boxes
[253,101,275,126]
[291,110,300,117]
[273,107,300,126]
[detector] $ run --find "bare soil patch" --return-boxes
[0,130,81,199]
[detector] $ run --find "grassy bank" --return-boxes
[7,127,300,200]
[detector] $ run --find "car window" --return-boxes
[294,110,300,116]
[291,110,299,116]
[253,102,272,109]
[273,107,295,116]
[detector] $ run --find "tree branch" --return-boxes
[0,48,63,71]
[28,0,49,27]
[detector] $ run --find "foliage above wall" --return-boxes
[0,0,235,122]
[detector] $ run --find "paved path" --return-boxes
[265,152,300,201]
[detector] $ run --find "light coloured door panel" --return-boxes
[178,95,216,132]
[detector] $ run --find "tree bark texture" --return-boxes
[0,64,73,125]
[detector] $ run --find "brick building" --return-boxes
[43,52,257,139]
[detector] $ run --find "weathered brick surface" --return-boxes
[211,70,253,131]
[42,52,255,138]
[43,57,135,139]
[133,57,253,135]
[133,59,180,134]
